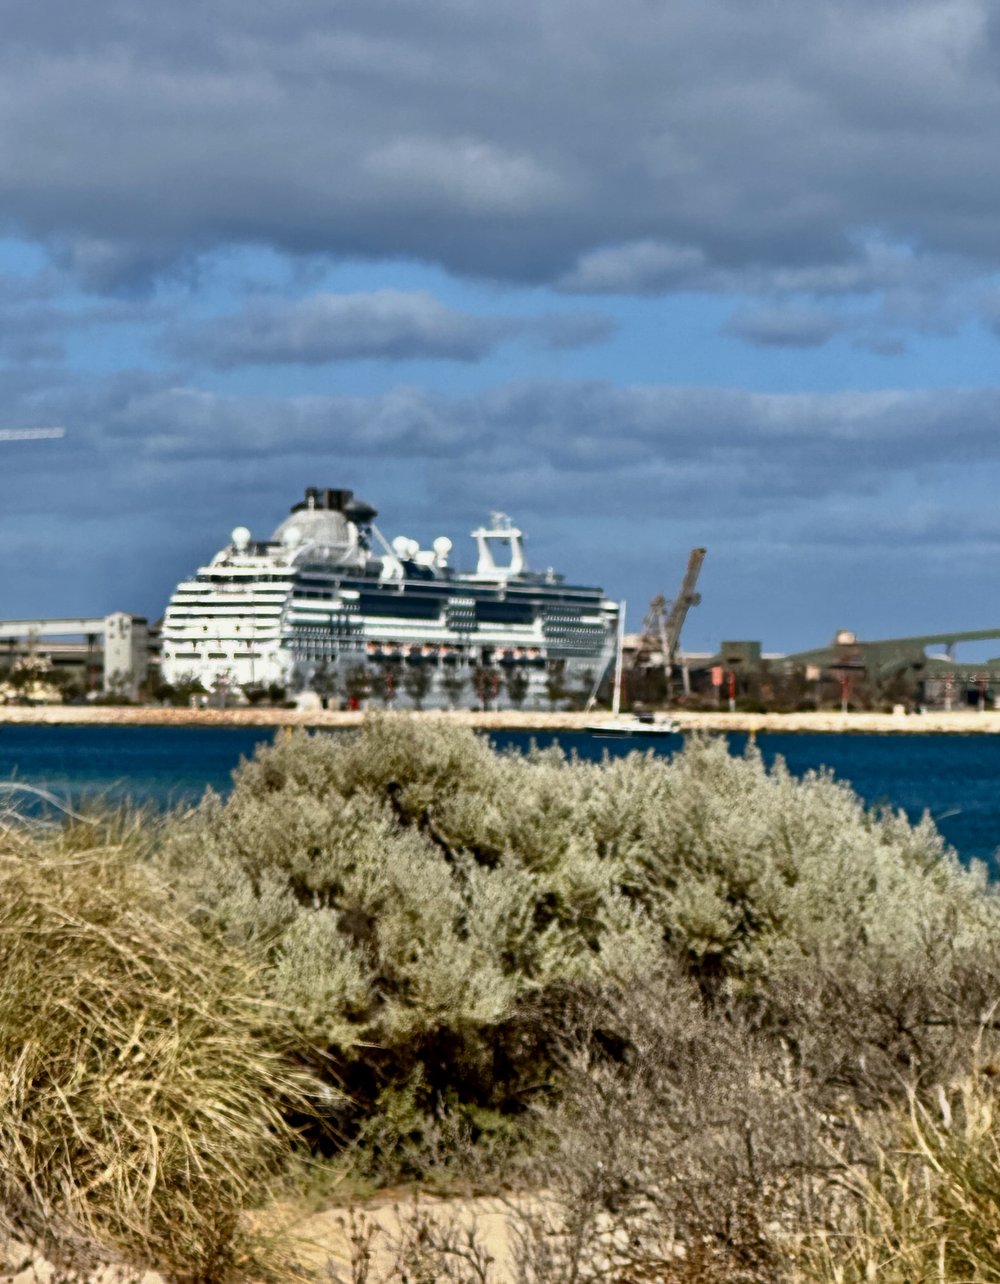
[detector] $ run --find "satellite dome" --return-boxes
[231,526,251,550]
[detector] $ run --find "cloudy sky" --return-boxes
[2,0,1000,653]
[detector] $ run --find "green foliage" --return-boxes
[511,970,817,1282]
[344,664,372,705]
[157,670,208,706]
[370,662,397,707]
[401,663,432,710]
[543,661,567,710]
[14,717,1000,1275]
[310,661,339,709]
[439,666,468,709]
[470,664,500,709]
[503,667,530,709]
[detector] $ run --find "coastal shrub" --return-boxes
[0,824,313,1280]
[510,968,828,1282]
[157,723,665,1164]
[155,719,1000,1184]
[336,1001,1000,1281]
[332,973,851,1282]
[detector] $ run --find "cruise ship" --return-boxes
[161,487,620,708]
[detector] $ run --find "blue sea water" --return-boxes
[1,725,999,867]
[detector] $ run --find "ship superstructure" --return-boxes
[161,487,619,707]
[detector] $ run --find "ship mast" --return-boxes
[611,599,626,717]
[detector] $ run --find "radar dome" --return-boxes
[282,524,302,547]
[231,526,251,550]
[432,536,453,556]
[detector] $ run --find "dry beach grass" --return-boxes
[0,816,315,1282]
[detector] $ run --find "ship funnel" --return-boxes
[294,487,352,514]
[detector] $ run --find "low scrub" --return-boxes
[12,718,1000,1278]
[158,721,1000,1176]
[0,823,312,1280]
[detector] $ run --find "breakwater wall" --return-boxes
[3,706,1000,734]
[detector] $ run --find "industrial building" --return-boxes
[0,614,152,701]
[623,626,1000,712]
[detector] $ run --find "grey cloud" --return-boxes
[791,504,1000,551]
[173,291,512,366]
[723,306,843,350]
[559,235,978,337]
[362,137,568,216]
[976,289,1000,338]
[8,371,1000,499]
[531,311,615,350]
[0,307,68,362]
[2,0,1000,313]
[854,334,907,357]
[168,290,612,367]
[0,292,173,365]
[6,369,1000,645]
[0,269,69,305]
[560,241,708,295]
[53,237,198,296]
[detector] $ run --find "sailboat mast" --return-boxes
[612,599,626,717]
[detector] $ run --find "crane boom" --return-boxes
[626,547,706,703]
[663,547,706,662]
[628,594,666,672]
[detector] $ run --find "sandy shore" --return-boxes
[1,705,999,734]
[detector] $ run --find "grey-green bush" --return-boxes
[156,719,1000,1183]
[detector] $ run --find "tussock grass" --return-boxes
[800,1071,1000,1283]
[0,825,314,1281]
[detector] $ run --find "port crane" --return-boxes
[629,547,707,697]
[584,547,706,711]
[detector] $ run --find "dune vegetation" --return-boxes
[4,719,1000,1280]
[0,816,314,1282]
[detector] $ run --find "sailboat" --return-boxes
[585,600,680,737]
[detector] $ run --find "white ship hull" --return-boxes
[162,488,619,709]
